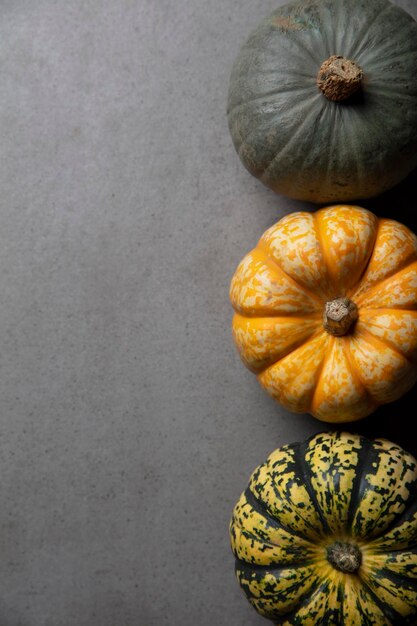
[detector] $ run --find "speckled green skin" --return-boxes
[230,432,417,625]
[228,0,417,203]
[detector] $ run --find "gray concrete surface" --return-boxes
[1,1,417,625]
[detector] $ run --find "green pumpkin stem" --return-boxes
[317,55,363,101]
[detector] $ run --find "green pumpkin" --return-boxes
[227,0,417,202]
[230,432,417,624]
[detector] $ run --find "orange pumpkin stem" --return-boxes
[323,297,358,336]
[317,55,363,102]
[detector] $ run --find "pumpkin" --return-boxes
[227,0,417,203]
[230,205,417,422]
[230,431,417,625]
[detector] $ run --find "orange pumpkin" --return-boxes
[230,206,417,422]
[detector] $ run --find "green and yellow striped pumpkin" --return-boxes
[230,432,417,625]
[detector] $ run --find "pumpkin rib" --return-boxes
[258,332,329,415]
[244,487,319,545]
[232,314,322,373]
[385,502,417,544]
[229,83,316,116]
[360,571,417,622]
[230,250,321,317]
[364,564,417,594]
[363,549,417,579]
[234,556,316,573]
[309,335,334,416]
[312,210,335,293]
[354,579,399,626]
[343,337,383,406]
[285,25,324,65]
[351,441,417,541]
[272,581,330,626]
[346,218,383,298]
[311,337,378,422]
[345,436,373,529]
[370,496,417,551]
[350,221,417,302]
[264,442,330,539]
[354,260,417,310]
[313,206,379,293]
[349,2,393,60]
[293,441,332,537]
[258,212,332,298]
[356,17,417,67]
[353,258,417,307]
[321,103,341,209]
[356,321,417,365]
[232,518,304,556]
[368,83,417,100]
[256,247,324,308]
[247,574,325,623]
[310,336,369,417]
[259,95,324,181]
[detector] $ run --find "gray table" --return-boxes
[1,1,417,624]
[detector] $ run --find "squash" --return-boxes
[227,0,417,202]
[230,432,417,625]
[230,205,417,422]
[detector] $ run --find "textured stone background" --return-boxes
[1,1,417,624]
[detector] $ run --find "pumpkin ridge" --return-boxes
[232,310,322,320]
[228,82,315,117]
[232,516,305,555]
[374,499,417,549]
[250,577,327,625]
[256,246,324,307]
[358,260,417,311]
[311,208,337,293]
[353,258,417,306]
[355,579,400,626]
[268,7,325,66]
[365,565,417,594]
[235,562,322,607]
[348,1,393,61]
[343,336,380,406]
[272,580,331,625]
[370,85,417,101]
[257,331,329,413]
[309,334,334,415]
[251,325,324,373]
[257,330,330,413]
[259,96,324,182]
[293,441,333,537]
[356,15,417,68]
[347,219,382,299]
[352,441,417,542]
[364,43,417,77]
[355,324,417,367]
[234,556,315,573]
[244,487,319,545]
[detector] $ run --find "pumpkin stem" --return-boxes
[323,297,358,336]
[317,55,363,102]
[327,541,362,573]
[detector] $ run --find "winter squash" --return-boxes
[227,0,417,202]
[231,431,417,625]
[230,205,417,422]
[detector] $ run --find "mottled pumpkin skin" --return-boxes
[228,0,417,202]
[230,205,417,422]
[231,432,417,625]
